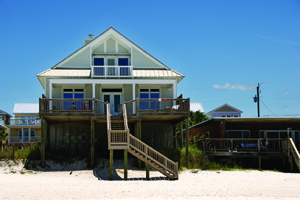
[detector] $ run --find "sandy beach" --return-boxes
[0,159,300,200]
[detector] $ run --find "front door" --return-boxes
[103,93,122,115]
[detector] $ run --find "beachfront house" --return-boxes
[0,109,11,135]
[206,104,242,119]
[7,103,41,144]
[186,117,300,171]
[37,27,190,179]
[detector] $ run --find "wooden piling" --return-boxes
[124,149,128,180]
[146,164,150,180]
[185,118,189,167]
[91,120,95,168]
[137,120,142,168]
[41,118,47,167]
[179,121,183,149]
[110,149,113,180]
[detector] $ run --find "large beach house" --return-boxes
[37,27,190,179]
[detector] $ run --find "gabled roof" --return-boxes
[0,110,12,117]
[207,104,243,114]
[190,103,205,113]
[51,27,170,70]
[13,103,39,114]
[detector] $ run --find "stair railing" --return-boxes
[128,134,178,179]
[288,138,300,170]
[107,103,111,149]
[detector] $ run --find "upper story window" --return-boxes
[93,57,129,66]
[92,57,131,77]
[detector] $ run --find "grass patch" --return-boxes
[180,145,243,171]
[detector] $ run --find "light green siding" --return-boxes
[160,87,173,98]
[132,48,161,68]
[62,48,90,68]
[118,43,129,53]
[93,43,104,53]
[107,38,115,53]
[52,86,62,98]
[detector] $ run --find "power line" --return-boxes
[260,99,278,117]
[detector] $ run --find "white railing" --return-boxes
[0,119,4,127]
[9,136,41,143]
[10,118,41,126]
[91,65,133,77]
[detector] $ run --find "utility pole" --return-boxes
[253,83,260,117]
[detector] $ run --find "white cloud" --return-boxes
[278,92,288,98]
[213,83,255,91]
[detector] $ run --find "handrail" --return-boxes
[107,103,111,148]
[288,138,300,170]
[128,134,178,177]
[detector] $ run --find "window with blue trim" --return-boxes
[139,89,160,110]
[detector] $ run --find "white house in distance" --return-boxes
[190,103,205,113]
[37,27,190,179]
[7,103,41,144]
[206,104,243,119]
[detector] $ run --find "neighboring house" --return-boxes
[37,27,189,179]
[206,104,242,119]
[7,103,41,144]
[0,109,12,135]
[190,103,204,113]
[185,117,300,171]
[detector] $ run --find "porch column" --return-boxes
[21,128,24,142]
[132,83,136,114]
[28,128,31,143]
[173,82,177,98]
[92,83,95,98]
[49,82,53,110]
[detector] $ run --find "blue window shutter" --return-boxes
[118,58,128,66]
[94,58,104,66]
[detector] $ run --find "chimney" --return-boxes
[83,34,94,45]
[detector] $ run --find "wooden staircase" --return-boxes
[287,138,300,171]
[107,104,179,180]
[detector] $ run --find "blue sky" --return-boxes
[0,0,300,117]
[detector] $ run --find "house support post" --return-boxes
[179,121,183,148]
[110,149,113,180]
[258,139,261,169]
[185,118,189,167]
[124,149,128,180]
[173,124,177,148]
[146,164,150,180]
[41,118,47,168]
[91,120,95,168]
[288,147,294,172]
[136,120,142,168]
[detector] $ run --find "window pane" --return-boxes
[150,93,159,99]
[74,93,84,99]
[108,59,115,66]
[63,93,73,99]
[120,67,129,75]
[94,58,104,66]
[94,67,105,75]
[118,58,128,66]
[140,93,149,99]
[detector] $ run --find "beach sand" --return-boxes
[0,159,300,200]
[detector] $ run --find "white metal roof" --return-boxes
[13,103,39,114]
[190,103,205,113]
[37,69,184,88]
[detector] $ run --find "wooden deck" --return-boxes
[39,98,190,123]
[203,138,300,171]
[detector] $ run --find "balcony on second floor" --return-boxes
[9,118,41,126]
[91,65,133,78]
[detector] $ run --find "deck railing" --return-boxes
[287,138,300,170]
[119,98,190,115]
[0,119,4,127]
[39,98,109,115]
[91,65,133,78]
[129,134,178,179]
[9,136,41,143]
[10,118,41,126]
[205,138,288,152]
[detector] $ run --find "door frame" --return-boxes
[102,92,123,115]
